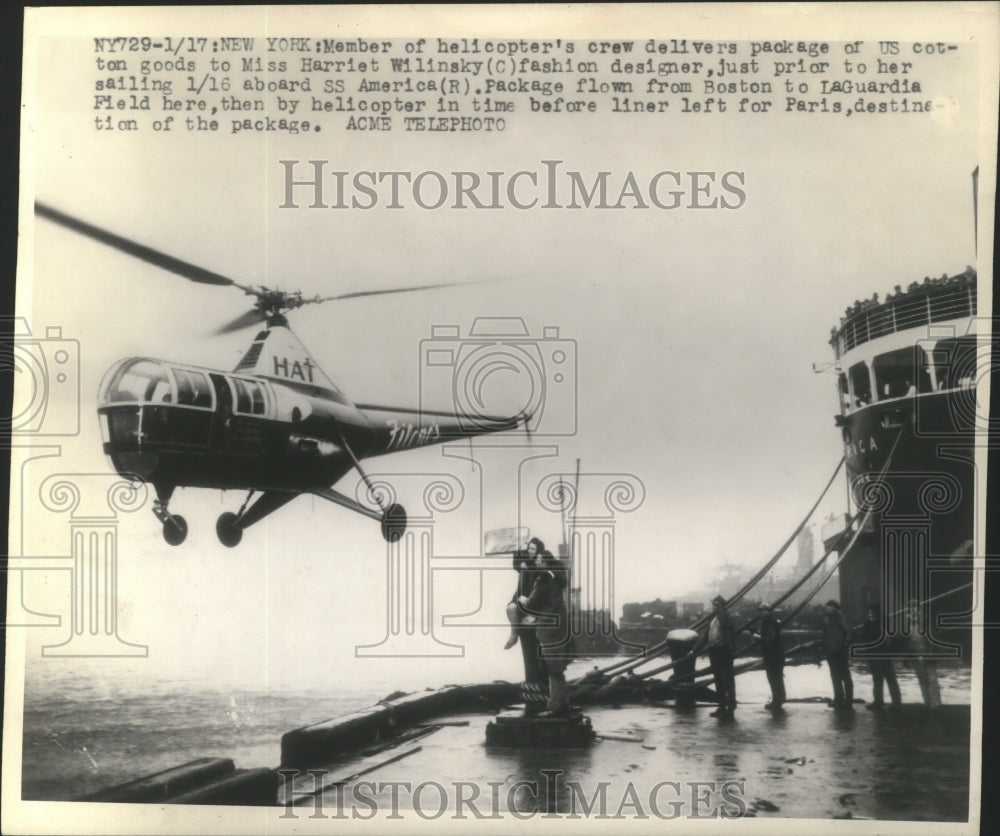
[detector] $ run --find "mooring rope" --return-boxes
[584,456,845,682]
[631,518,861,682]
[588,428,906,688]
[768,427,906,624]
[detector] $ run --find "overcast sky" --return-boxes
[12,5,995,692]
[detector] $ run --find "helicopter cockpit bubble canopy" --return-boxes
[99,358,216,409]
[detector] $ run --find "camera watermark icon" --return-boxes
[1,317,80,436]
[420,317,577,436]
[914,318,997,438]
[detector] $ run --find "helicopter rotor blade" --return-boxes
[36,202,507,331]
[212,308,266,336]
[35,202,254,291]
[306,278,499,305]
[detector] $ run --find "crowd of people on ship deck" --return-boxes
[836,267,976,327]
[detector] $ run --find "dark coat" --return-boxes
[822,610,852,658]
[857,613,903,659]
[758,612,784,664]
[524,556,571,663]
[510,549,535,601]
[705,608,737,654]
[858,616,881,645]
[902,608,930,654]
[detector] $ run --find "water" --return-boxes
[20,662,384,801]
[19,656,972,803]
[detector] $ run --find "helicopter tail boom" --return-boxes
[356,404,526,456]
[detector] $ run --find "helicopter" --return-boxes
[35,203,530,547]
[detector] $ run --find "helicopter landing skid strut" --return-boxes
[152,499,188,546]
[215,490,297,548]
[311,488,407,543]
[332,428,408,543]
[215,491,254,548]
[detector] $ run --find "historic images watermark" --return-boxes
[277,161,748,210]
[278,770,748,820]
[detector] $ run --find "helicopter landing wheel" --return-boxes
[216,512,243,548]
[380,503,407,543]
[163,515,188,547]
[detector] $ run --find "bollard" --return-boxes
[666,628,700,708]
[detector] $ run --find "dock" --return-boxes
[77,676,972,822]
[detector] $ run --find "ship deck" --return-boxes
[75,663,974,824]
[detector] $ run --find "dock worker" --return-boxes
[697,595,737,718]
[520,550,573,717]
[904,599,941,708]
[858,604,901,709]
[822,600,854,710]
[753,603,785,710]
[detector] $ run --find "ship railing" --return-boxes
[833,285,977,358]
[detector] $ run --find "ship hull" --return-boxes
[836,378,975,661]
